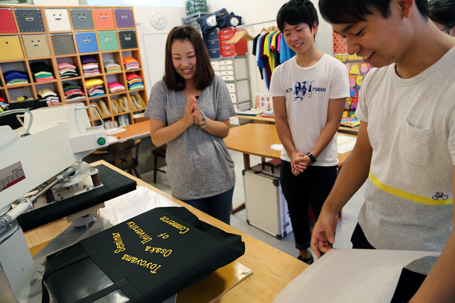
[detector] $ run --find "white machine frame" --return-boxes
[0,103,108,303]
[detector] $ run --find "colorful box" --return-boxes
[44,8,72,32]
[22,34,51,58]
[51,33,76,56]
[70,8,94,30]
[0,8,18,33]
[93,8,115,30]
[14,8,45,32]
[97,31,119,52]
[0,36,24,61]
[114,8,134,28]
[75,32,99,53]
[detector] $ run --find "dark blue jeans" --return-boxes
[181,187,234,225]
[280,160,337,250]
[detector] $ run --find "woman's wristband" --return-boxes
[199,115,208,129]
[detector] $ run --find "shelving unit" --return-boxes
[0,5,148,128]
[211,56,251,111]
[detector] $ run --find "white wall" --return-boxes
[31,0,334,105]
[207,0,334,96]
[33,0,80,5]
[132,0,334,101]
[132,7,186,97]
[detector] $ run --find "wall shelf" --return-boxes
[0,5,147,128]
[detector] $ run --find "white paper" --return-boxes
[274,249,440,303]
[337,134,357,154]
[270,144,283,151]
[99,186,181,225]
[106,135,119,144]
[105,127,127,135]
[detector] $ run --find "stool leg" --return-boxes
[153,155,158,183]
[134,169,141,179]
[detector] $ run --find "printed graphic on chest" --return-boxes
[292,81,327,101]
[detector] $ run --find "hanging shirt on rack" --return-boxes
[261,32,272,89]
[280,34,295,64]
[256,33,266,79]
[252,34,264,79]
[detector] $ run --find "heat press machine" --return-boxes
[0,103,136,302]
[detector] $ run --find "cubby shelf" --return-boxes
[0,5,147,128]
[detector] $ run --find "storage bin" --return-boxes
[51,33,76,56]
[0,36,24,61]
[70,8,94,30]
[205,40,220,50]
[205,29,219,41]
[118,30,137,49]
[97,30,119,52]
[114,8,134,28]
[22,34,51,58]
[14,8,45,32]
[208,49,220,59]
[0,8,17,33]
[44,8,72,32]
[93,8,115,30]
[75,32,99,53]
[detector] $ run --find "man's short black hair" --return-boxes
[318,0,429,24]
[276,0,319,32]
[429,0,455,28]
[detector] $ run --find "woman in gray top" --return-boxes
[144,25,236,224]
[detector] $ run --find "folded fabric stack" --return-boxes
[30,62,55,83]
[110,96,130,114]
[126,72,144,90]
[85,78,106,97]
[123,56,140,70]
[58,61,78,79]
[130,94,146,110]
[63,82,85,101]
[104,61,122,73]
[3,70,29,85]
[107,81,126,94]
[13,96,34,102]
[38,88,60,105]
[81,55,100,76]
[0,94,7,112]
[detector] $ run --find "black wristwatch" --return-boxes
[306,152,317,164]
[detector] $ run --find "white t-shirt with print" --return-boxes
[270,54,349,165]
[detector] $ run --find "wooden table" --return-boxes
[225,123,354,170]
[224,123,356,214]
[116,120,150,140]
[101,161,310,302]
[26,161,307,302]
[225,123,281,169]
[113,119,357,145]
[235,114,359,134]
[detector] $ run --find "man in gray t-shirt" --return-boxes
[312,0,455,302]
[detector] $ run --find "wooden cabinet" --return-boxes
[0,5,147,128]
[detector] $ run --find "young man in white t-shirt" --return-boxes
[270,0,349,264]
[312,0,455,302]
